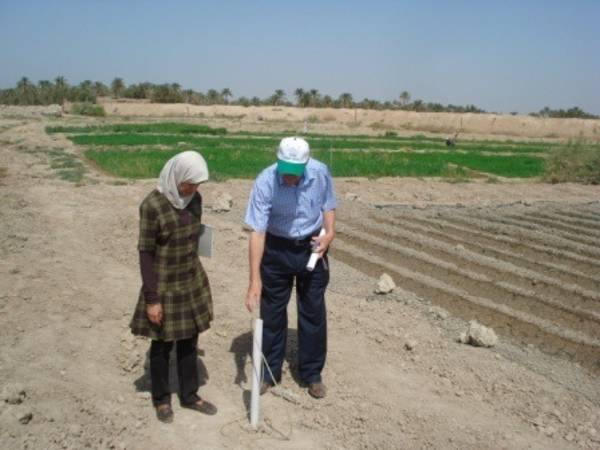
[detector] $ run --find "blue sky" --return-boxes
[1,0,599,114]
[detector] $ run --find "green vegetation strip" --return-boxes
[68,133,552,154]
[48,121,600,181]
[84,148,543,179]
[46,122,227,135]
[47,122,561,153]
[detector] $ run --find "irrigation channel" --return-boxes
[331,201,600,373]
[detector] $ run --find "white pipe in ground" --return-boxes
[250,318,263,429]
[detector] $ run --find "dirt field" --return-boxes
[1,111,600,450]
[95,101,600,141]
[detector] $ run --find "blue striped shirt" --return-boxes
[244,158,337,239]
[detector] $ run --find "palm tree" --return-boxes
[539,106,551,118]
[271,89,286,106]
[206,89,220,105]
[299,92,311,108]
[38,80,52,104]
[77,80,95,102]
[294,88,305,105]
[237,96,251,107]
[181,89,194,103]
[399,91,411,107]
[338,92,353,109]
[111,77,125,98]
[54,76,67,89]
[53,75,68,104]
[17,76,31,90]
[221,88,232,104]
[322,95,333,108]
[16,77,35,105]
[308,89,320,107]
[93,81,109,97]
[16,77,31,99]
[412,99,424,112]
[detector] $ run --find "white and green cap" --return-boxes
[276,137,309,176]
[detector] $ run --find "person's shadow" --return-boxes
[133,346,209,398]
[229,328,300,417]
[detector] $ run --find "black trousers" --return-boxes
[149,335,200,406]
[260,233,329,385]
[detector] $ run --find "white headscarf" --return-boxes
[156,151,209,209]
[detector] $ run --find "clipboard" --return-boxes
[198,224,213,258]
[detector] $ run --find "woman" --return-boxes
[130,151,217,423]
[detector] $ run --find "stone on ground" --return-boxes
[461,321,498,347]
[375,273,396,294]
[213,192,233,212]
[2,383,26,405]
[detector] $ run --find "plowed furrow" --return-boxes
[434,215,600,276]
[345,217,600,311]
[462,214,600,259]
[330,239,600,372]
[494,214,600,250]
[336,222,600,337]
[532,210,600,231]
[552,209,600,224]
[508,213,600,241]
[375,215,600,292]
[579,204,600,219]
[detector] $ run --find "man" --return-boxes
[244,136,336,399]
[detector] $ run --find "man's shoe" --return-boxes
[155,404,174,423]
[308,382,327,399]
[260,382,272,395]
[181,399,218,416]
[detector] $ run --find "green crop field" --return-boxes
[47,122,599,180]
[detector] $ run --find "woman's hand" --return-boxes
[146,303,163,325]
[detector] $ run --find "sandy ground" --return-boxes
[96,101,600,141]
[1,115,600,450]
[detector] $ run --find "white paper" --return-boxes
[306,228,326,271]
[198,224,213,258]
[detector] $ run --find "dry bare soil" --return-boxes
[1,111,600,450]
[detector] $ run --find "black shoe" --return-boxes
[181,399,218,416]
[260,382,272,395]
[155,404,174,423]
[308,382,327,399]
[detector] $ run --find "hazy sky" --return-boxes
[1,0,599,114]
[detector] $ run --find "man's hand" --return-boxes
[246,231,266,313]
[245,280,262,312]
[312,210,336,257]
[146,303,163,325]
[311,231,334,256]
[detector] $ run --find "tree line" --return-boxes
[0,76,597,118]
[529,106,598,120]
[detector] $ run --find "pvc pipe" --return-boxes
[306,228,326,271]
[250,318,263,429]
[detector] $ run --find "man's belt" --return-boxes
[266,231,318,247]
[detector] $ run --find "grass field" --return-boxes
[47,123,557,154]
[84,147,543,179]
[46,122,227,135]
[47,122,596,180]
[67,133,556,154]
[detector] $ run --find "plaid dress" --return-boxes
[130,190,213,341]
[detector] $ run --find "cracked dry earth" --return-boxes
[1,117,600,450]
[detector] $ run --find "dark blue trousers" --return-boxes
[260,233,329,385]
